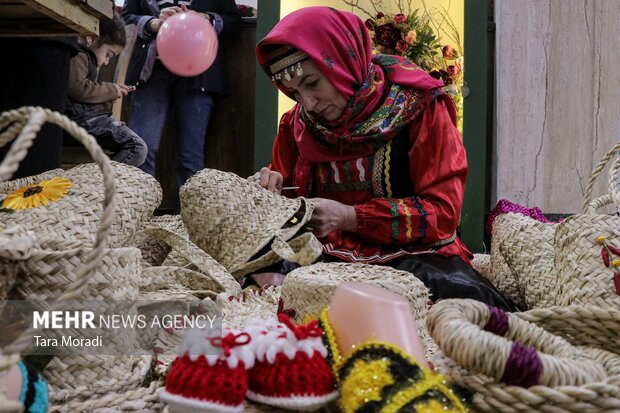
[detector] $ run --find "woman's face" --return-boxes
[280,59,348,122]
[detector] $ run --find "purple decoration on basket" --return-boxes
[483,305,510,336]
[486,199,552,236]
[501,342,542,387]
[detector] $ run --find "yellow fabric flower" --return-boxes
[597,236,607,245]
[2,177,72,210]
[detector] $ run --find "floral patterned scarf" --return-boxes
[256,7,446,195]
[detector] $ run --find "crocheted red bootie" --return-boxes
[160,328,254,413]
[245,314,338,411]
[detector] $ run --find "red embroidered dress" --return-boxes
[271,95,472,264]
[257,7,473,265]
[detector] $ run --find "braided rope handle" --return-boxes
[0,107,115,353]
[427,299,607,387]
[582,140,620,214]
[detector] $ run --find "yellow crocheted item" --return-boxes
[318,307,470,413]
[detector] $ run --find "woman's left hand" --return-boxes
[307,198,357,238]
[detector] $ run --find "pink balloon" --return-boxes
[156,12,218,77]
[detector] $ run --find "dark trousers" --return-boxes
[0,39,74,179]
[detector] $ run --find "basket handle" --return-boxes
[427,299,607,387]
[582,140,620,214]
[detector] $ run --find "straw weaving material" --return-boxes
[496,213,558,309]
[180,168,321,277]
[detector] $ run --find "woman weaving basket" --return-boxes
[254,6,513,311]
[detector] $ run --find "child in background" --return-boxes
[65,14,147,167]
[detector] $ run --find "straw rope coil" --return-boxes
[180,168,322,277]
[428,299,609,388]
[430,300,620,412]
[555,141,620,307]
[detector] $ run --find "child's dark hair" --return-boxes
[98,14,126,47]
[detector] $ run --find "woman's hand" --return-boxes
[258,167,283,195]
[307,197,357,238]
[149,6,182,32]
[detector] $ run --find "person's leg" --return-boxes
[389,253,517,311]
[81,115,147,167]
[171,81,214,189]
[0,39,73,178]
[128,62,172,176]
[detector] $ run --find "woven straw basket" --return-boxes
[0,107,157,408]
[280,262,434,354]
[496,212,558,309]
[0,225,34,300]
[555,141,620,306]
[428,299,620,412]
[0,163,161,248]
[180,168,322,277]
[0,107,161,248]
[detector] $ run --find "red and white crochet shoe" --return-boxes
[160,327,255,413]
[244,314,338,411]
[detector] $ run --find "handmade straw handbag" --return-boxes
[428,299,620,412]
[495,212,558,309]
[280,262,434,354]
[180,168,322,278]
[0,107,157,408]
[555,141,620,306]
[0,108,162,249]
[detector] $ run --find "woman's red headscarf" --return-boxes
[256,7,446,195]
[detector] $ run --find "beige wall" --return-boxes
[276,0,464,119]
[495,1,620,213]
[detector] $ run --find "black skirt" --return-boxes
[386,253,516,312]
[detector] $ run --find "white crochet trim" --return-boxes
[246,390,338,411]
[179,327,255,369]
[160,389,243,413]
[244,318,327,363]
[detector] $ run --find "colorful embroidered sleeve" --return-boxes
[354,97,467,246]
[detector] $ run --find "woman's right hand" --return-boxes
[148,6,182,32]
[258,167,283,195]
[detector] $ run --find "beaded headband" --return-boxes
[265,45,309,82]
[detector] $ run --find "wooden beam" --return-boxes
[0,19,81,36]
[20,0,104,36]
